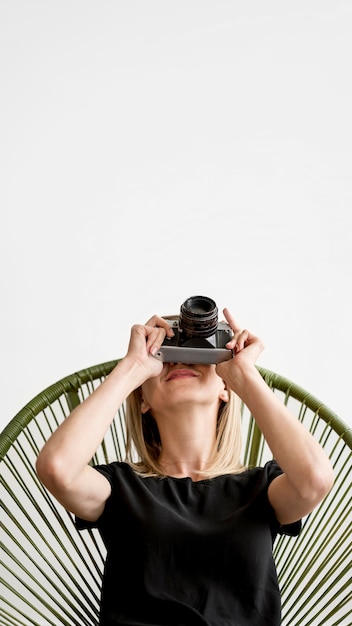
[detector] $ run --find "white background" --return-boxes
[1,0,351,431]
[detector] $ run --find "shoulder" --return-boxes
[229,459,283,489]
[238,460,301,536]
[202,461,282,507]
[75,462,133,531]
[92,461,134,485]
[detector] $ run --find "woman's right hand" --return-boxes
[124,315,175,382]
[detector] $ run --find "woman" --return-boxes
[36,306,334,626]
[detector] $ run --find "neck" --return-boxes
[159,458,212,480]
[154,405,218,479]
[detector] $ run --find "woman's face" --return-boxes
[140,362,228,416]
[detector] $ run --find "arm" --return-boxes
[36,318,174,521]
[216,309,334,526]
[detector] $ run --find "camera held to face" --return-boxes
[155,296,233,365]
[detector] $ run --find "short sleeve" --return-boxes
[75,463,116,531]
[263,459,302,537]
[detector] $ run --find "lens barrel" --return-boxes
[179,296,218,338]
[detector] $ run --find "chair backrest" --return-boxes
[1,361,351,626]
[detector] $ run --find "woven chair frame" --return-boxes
[1,361,351,626]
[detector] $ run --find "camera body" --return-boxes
[155,296,233,365]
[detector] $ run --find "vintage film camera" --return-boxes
[155,296,233,364]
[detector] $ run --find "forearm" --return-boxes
[234,366,334,496]
[36,357,144,487]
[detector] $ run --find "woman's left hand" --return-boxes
[215,308,265,391]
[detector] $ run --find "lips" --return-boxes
[165,368,198,382]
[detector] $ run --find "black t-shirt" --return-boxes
[76,460,301,626]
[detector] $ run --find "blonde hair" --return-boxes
[125,385,245,479]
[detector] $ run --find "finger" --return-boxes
[223,308,242,334]
[222,311,252,350]
[222,308,243,350]
[144,323,176,357]
[144,326,165,353]
[145,315,175,337]
[235,329,250,351]
[130,324,163,351]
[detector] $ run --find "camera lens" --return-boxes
[179,296,218,338]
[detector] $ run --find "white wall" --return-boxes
[1,0,351,431]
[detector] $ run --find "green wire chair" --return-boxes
[1,361,351,626]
